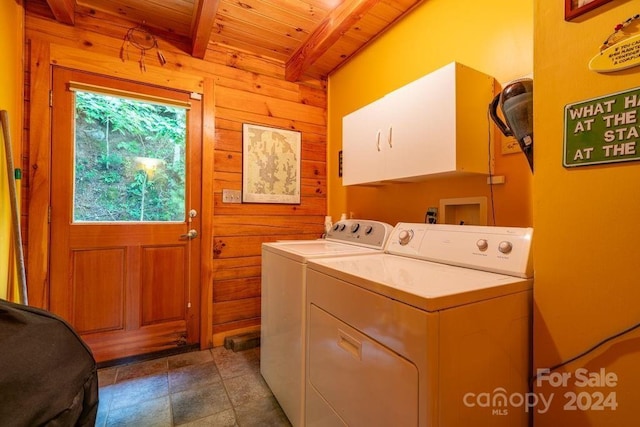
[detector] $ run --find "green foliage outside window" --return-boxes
[74,91,187,222]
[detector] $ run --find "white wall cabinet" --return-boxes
[342,62,495,186]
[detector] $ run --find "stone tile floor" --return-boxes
[96,346,292,426]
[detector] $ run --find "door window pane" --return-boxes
[73,91,187,222]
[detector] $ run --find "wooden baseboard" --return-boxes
[212,325,261,347]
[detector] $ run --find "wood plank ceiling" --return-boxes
[42,0,423,81]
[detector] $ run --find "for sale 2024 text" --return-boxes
[535,368,618,412]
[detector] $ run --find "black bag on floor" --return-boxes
[0,299,98,426]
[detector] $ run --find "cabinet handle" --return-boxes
[376,130,381,151]
[388,126,393,148]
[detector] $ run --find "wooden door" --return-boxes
[49,68,202,363]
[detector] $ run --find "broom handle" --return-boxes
[1,110,28,305]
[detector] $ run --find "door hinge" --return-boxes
[49,90,53,107]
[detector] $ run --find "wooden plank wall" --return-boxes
[210,71,327,341]
[23,0,327,346]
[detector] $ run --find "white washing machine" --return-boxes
[261,219,393,427]
[305,223,534,427]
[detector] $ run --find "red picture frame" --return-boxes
[565,0,614,21]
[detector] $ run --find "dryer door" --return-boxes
[307,304,419,426]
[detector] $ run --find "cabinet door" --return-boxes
[384,66,457,180]
[342,100,388,185]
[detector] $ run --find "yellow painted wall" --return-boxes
[0,0,24,301]
[328,0,533,227]
[533,1,640,424]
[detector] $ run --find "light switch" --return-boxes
[222,189,242,203]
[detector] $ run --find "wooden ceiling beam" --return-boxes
[285,0,381,82]
[45,0,76,25]
[191,0,221,59]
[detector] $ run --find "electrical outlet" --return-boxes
[222,189,242,203]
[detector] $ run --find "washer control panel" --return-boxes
[386,223,533,278]
[325,220,394,249]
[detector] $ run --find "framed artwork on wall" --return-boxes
[565,0,613,21]
[242,123,301,204]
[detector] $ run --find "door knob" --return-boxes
[181,229,198,239]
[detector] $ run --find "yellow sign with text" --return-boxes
[589,33,640,73]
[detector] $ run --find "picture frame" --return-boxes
[565,0,613,21]
[242,123,301,204]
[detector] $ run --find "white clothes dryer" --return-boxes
[305,223,534,427]
[261,219,393,427]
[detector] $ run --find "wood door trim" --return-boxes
[200,76,215,349]
[26,38,53,309]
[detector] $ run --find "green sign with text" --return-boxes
[564,87,640,167]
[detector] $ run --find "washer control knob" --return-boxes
[364,225,373,235]
[476,239,489,251]
[398,229,414,246]
[498,241,513,254]
[351,223,360,233]
[333,223,346,232]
